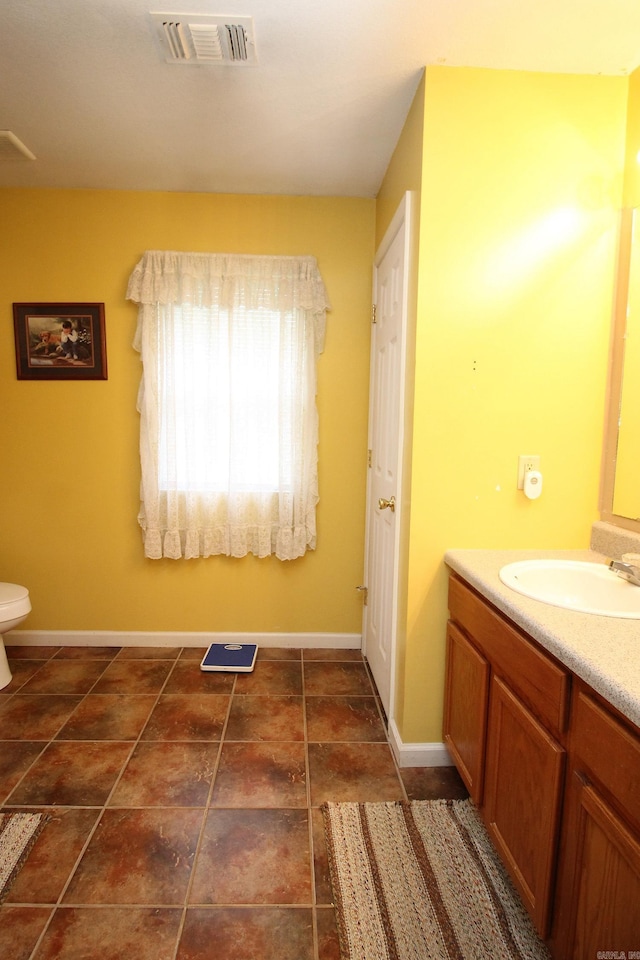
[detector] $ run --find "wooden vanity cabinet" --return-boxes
[551,684,640,957]
[445,572,640,957]
[444,575,570,938]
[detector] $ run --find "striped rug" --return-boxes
[322,799,551,960]
[0,812,46,903]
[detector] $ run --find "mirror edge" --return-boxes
[599,207,640,534]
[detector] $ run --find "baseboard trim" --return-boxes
[5,629,362,650]
[388,718,452,768]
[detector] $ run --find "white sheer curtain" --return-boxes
[126,250,330,560]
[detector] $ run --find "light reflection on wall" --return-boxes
[480,206,586,297]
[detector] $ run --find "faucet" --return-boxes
[608,559,640,587]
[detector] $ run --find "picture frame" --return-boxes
[13,302,107,381]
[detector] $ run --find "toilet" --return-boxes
[0,583,31,689]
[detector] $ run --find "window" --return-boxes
[127,251,330,560]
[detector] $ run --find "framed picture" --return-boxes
[13,302,107,380]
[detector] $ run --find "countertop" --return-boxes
[444,547,640,729]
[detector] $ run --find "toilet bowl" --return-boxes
[0,583,31,689]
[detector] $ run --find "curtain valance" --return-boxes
[127,250,330,355]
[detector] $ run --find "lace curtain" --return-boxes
[127,250,330,560]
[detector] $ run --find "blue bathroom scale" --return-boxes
[200,642,258,673]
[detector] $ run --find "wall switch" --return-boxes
[517,455,540,490]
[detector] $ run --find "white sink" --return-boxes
[499,559,640,619]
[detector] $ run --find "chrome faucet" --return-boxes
[609,559,640,587]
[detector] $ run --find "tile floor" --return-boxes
[0,644,467,960]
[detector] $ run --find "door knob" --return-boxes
[378,496,395,512]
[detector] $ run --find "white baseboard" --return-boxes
[5,629,362,650]
[388,718,452,768]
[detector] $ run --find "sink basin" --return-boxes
[499,559,640,618]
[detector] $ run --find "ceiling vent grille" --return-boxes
[0,131,36,161]
[150,13,257,65]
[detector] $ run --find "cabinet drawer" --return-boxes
[448,576,570,739]
[571,687,640,834]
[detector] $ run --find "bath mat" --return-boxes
[322,798,551,960]
[0,812,47,903]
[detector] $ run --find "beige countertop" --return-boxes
[444,547,640,730]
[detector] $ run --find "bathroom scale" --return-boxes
[200,642,258,673]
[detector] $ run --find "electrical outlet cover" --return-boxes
[517,455,540,489]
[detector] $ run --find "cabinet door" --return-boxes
[484,675,565,937]
[443,622,489,804]
[560,774,640,957]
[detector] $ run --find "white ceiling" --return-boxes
[2,0,640,198]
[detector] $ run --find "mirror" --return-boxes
[601,208,640,531]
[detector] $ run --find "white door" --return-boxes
[363,193,411,719]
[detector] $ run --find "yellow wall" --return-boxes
[0,190,375,633]
[378,66,628,742]
[375,73,425,250]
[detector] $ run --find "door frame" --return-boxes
[363,191,413,724]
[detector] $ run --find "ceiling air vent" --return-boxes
[0,131,36,161]
[150,13,257,65]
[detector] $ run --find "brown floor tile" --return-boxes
[1,660,48,695]
[90,659,173,694]
[177,907,314,960]
[0,741,44,803]
[0,906,53,960]
[5,646,60,660]
[63,807,203,904]
[316,906,341,960]
[141,693,230,741]
[7,741,132,806]
[311,807,333,905]
[4,807,100,904]
[399,764,469,800]
[303,661,374,697]
[256,647,302,661]
[0,695,83,740]
[303,648,363,661]
[189,808,311,904]
[55,694,157,741]
[109,741,219,806]
[53,646,121,660]
[0,643,473,947]
[305,696,387,742]
[234,660,302,696]
[210,742,307,808]
[178,648,209,661]
[308,742,404,805]
[34,907,183,960]
[225,695,304,741]
[163,660,236,694]
[19,659,110,695]
[115,646,181,659]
